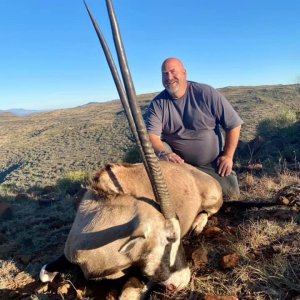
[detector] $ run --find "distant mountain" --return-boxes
[0,111,15,117]
[77,102,101,107]
[0,108,48,116]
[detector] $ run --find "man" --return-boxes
[146,58,243,199]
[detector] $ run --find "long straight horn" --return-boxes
[83,0,140,153]
[83,0,157,198]
[105,0,175,220]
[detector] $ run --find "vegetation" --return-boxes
[0,85,299,299]
[56,171,90,195]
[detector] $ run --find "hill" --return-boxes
[0,85,299,189]
[0,84,299,300]
[0,108,47,116]
[0,111,16,117]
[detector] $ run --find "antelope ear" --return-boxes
[119,236,145,254]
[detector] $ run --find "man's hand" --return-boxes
[217,125,241,177]
[161,152,184,164]
[217,155,233,176]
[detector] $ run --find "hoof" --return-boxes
[39,265,58,283]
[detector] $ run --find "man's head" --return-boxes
[161,58,187,99]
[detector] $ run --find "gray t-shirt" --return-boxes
[146,81,243,166]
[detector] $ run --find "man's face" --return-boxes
[161,60,187,98]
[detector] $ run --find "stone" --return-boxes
[221,253,240,269]
[14,193,29,201]
[279,196,290,205]
[35,284,49,293]
[191,247,208,267]
[41,185,56,194]
[57,283,71,296]
[203,226,223,238]
[205,296,238,300]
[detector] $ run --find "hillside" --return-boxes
[0,85,299,189]
[0,84,299,300]
[0,109,46,117]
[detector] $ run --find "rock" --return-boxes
[246,163,263,172]
[0,202,13,220]
[191,247,208,267]
[30,191,42,200]
[38,193,57,206]
[203,226,223,238]
[224,226,237,236]
[276,184,300,207]
[57,283,71,296]
[205,296,238,300]
[35,284,49,293]
[41,185,56,194]
[14,193,29,201]
[273,210,291,220]
[221,253,240,269]
[207,216,219,227]
[279,196,290,205]
[75,289,85,300]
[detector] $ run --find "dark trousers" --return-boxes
[162,142,240,200]
[196,162,240,200]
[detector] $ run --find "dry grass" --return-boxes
[0,171,295,299]
[0,85,299,299]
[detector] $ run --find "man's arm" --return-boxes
[217,125,241,176]
[149,134,184,164]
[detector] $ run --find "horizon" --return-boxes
[1,0,299,110]
[0,82,296,112]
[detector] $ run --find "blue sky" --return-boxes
[0,0,299,110]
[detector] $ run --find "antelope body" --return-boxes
[63,161,222,288]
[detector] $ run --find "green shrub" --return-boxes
[254,111,300,166]
[257,110,298,138]
[123,145,142,163]
[0,182,19,194]
[56,170,89,195]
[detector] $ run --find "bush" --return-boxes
[56,170,89,195]
[257,110,298,138]
[123,145,142,163]
[254,111,300,166]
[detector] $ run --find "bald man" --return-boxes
[146,58,243,199]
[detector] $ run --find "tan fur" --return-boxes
[64,161,223,287]
[92,161,223,236]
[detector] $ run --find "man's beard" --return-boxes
[165,81,179,96]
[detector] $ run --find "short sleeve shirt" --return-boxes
[146,81,243,166]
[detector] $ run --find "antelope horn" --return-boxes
[83,0,176,220]
[105,0,175,220]
[83,0,158,199]
[83,0,141,155]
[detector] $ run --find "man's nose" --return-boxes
[165,72,173,80]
